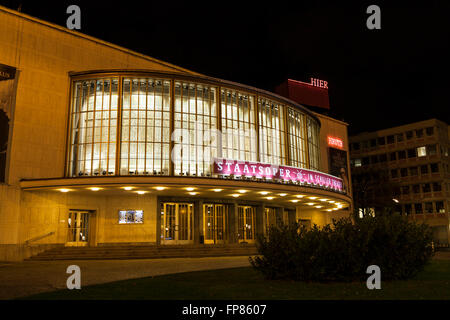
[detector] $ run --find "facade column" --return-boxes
[194,200,203,245]
[156,197,161,245]
[288,208,296,225]
[228,201,238,244]
[256,203,265,238]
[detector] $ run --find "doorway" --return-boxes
[203,204,228,244]
[237,206,256,243]
[66,211,90,246]
[161,203,194,244]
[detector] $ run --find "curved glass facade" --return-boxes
[67,73,322,178]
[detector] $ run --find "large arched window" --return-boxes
[67,73,322,177]
[68,78,119,177]
[258,97,286,165]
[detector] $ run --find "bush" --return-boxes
[249,215,434,281]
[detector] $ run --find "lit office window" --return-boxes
[119,210,143,224]
[287,108,307,168]
[417,146,426,157]
[221,88,257,162]
[68,78,119,176]
[307,117,321,171]
[120,78,171,175]
[173,82,218,176]
[258,98,286,165]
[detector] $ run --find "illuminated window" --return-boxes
[307,117,320,170]
[258,98,286,165]
[221,88,256,162]
[174,82,218,176]
[68,78,119,177]
[119,210,143,224]
[120,78,171,175]
[417,146,426,157]
[287,108,307,168]
[435,201,445,213]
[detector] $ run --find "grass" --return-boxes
[20,259,450,300]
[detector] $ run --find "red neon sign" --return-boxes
[213,158,343,192]
[327,136,344,149]
[311,78,328,89]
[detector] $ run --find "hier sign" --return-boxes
[213,158,343,192]
[310,78,328,89]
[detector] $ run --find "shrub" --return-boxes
[249,215,434,281]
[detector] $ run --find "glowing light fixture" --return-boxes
[290,199,299,203]
[308,196,318,200]
[319,198,328,202]
[278,193,287,197]
[185,187,195,191]
[123,186,134,191]
[89,187,101,191]
[58,188,70,193]
[212,189,223,192]
[155,186,166,191]
[189,192,198,196]
[136,191,146,195]
[315,205,323,208]
[295,194,305,198]
[259,191,269,195]
[237,189,248,194]
[266,197,274,200]
[306,202,315,206]
[231,194,240,198]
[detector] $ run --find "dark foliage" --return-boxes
[249,215,434,281]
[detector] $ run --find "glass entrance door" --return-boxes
[161,203,193,244]
[203,204,228,244]
[67,211,90,246]
[237,206,256,243]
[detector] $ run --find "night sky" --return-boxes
[1,0,449,134]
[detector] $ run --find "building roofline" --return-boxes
[349,118,448,139]
[0,5,203,76]
[312,111,349,127]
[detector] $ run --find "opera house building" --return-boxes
[0,6,353,261]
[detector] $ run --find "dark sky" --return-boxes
[2,0,449,134]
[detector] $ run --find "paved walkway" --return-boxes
[0,256,252,300]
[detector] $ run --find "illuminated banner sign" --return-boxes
[327,136,344,149]
[213,158,343,192]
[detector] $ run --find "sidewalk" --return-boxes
[0,256,251,300]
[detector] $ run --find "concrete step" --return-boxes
[26,245,258,261]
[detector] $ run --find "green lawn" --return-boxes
[21,260,450,300]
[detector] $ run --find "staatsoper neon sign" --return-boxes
[213,158,343,192]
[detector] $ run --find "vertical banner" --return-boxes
[0,63,17,183]
[328,147,349,193]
